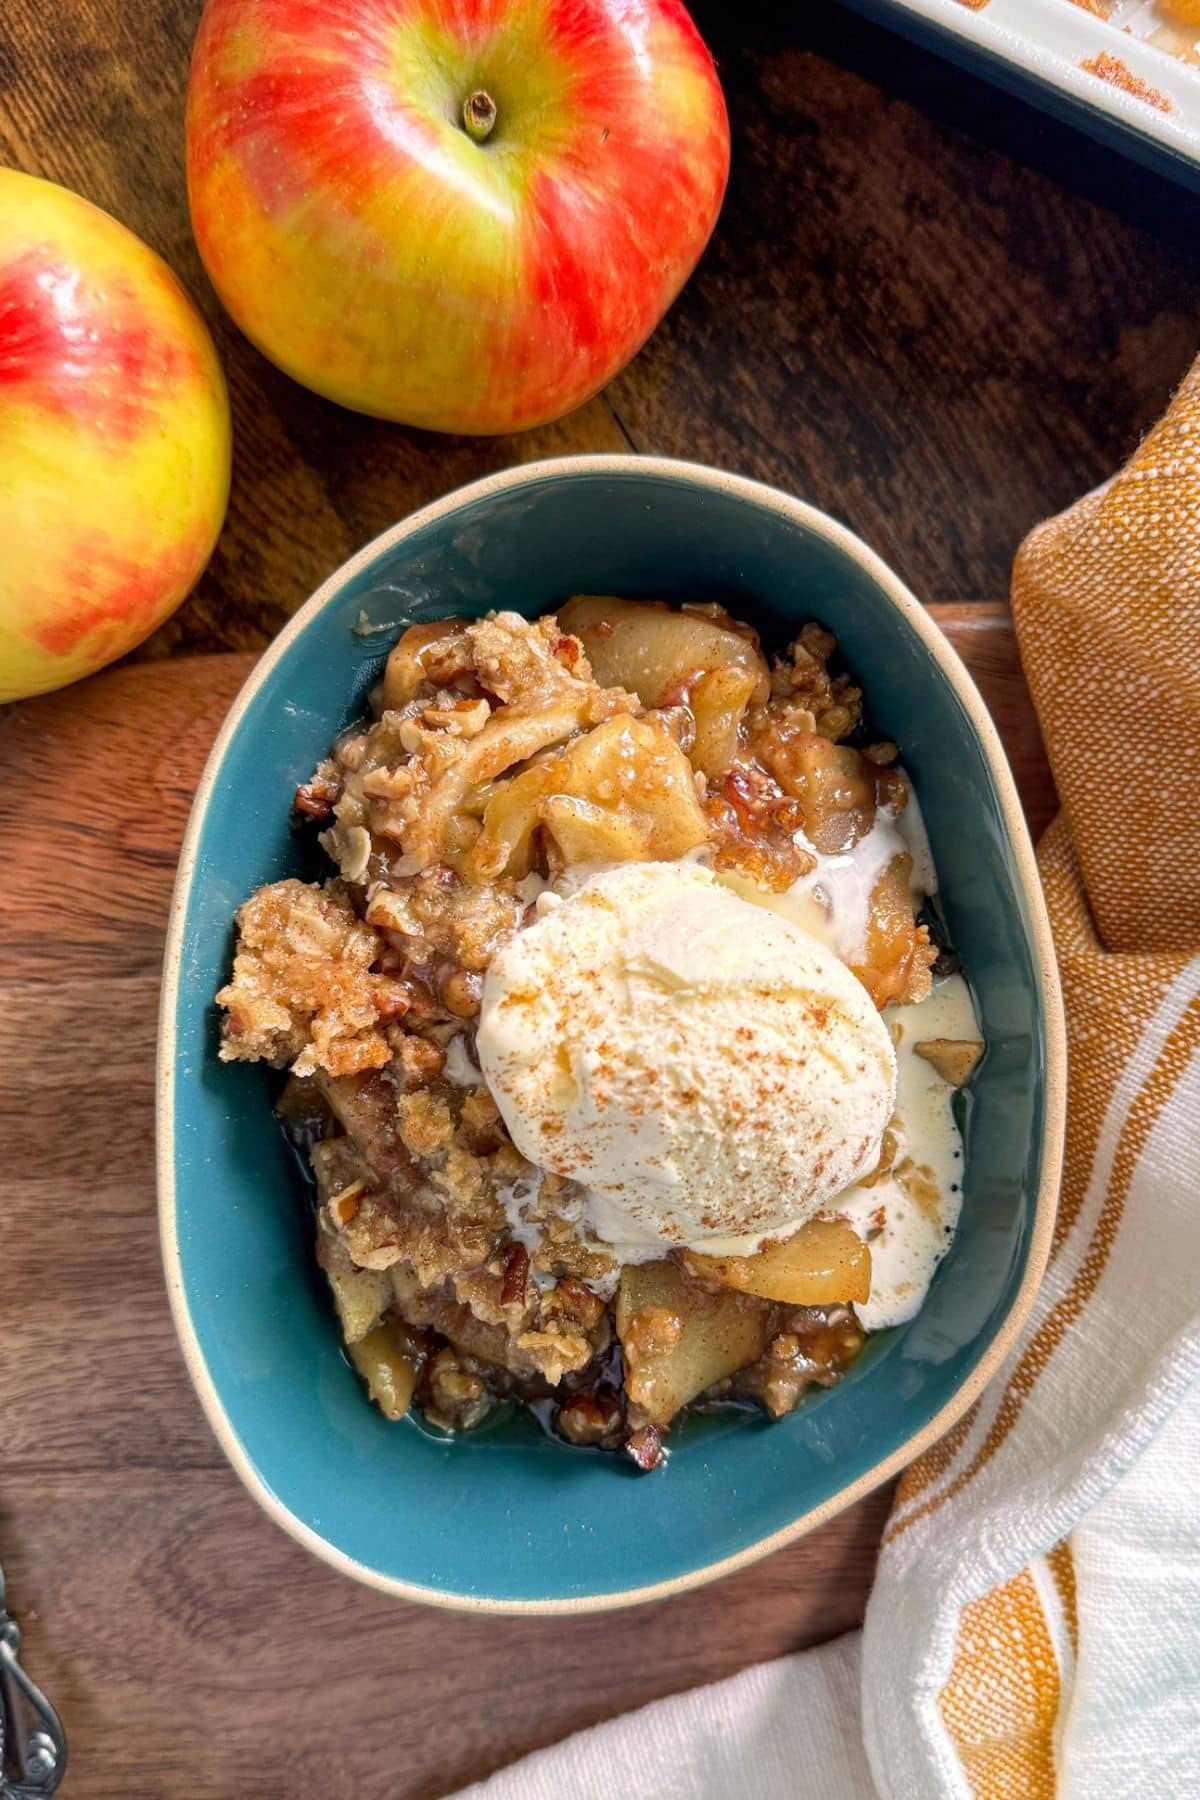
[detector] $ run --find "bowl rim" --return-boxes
[157,453,1067,1614]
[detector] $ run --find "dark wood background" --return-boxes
[2,2,1198,659]
[0,0,1194,1795]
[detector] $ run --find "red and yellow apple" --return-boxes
[0,170,231,702]
[186,0,729,433]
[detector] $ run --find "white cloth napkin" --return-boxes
[455,367,1200,1800]
[460,1383,1199,1799]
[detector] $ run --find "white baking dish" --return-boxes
[845,0,1200,186]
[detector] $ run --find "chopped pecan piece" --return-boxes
[625,1423,664,1471]
[558,1392,623,1447]
[295,777,340,820]
[500,1240,530,1307]
[546,1276,605,1331]
[372,987,411,1022]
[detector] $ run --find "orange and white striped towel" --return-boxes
[458,369,1200,1799]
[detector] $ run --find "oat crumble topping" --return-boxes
[217,601,963,1462]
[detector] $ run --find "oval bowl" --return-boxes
[158,456,1065,1612]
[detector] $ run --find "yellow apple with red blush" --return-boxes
[0,170,231,702]
[186,0,729,433]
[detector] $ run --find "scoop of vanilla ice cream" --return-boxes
[476,862,897,1256]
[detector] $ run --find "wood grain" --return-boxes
[2,1,1197,663]
[0,611,1053,1799]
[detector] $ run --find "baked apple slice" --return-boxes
[615,1260,773,1430]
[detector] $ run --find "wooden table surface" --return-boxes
[0,0,1192,1795]
[3,3,1200,658]
[0,613,1053,1800]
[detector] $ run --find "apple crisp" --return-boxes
[217,599,979,1468]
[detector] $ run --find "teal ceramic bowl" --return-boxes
[159,457,1065,1612]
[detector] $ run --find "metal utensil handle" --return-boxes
[0,1584,67,1799]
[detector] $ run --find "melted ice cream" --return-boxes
[836,973,979,1328]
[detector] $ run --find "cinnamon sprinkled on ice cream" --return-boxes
[476,862,897,1258]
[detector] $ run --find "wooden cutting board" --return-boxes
[0,608,1053,1800]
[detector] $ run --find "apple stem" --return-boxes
[462,89,497,144]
